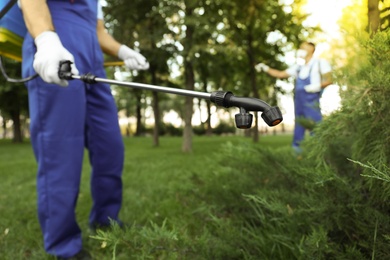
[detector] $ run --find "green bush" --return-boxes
[308,29,390,172]
[305,29,390,209]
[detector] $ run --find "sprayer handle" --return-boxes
[58,60,73,80]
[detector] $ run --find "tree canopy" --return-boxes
[103,0,311,148]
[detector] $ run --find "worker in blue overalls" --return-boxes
[255,42,332,154]
[19,0,149,258]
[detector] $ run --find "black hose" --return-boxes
[0,56,38,83]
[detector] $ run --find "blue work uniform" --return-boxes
[22,0,124,257]
[293,63,322,149]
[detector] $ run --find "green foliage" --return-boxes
[295,116,316,131]
[91,220,180,259]
[184,135,390,259]
[349,159,390,183]
[299,29,390,258]
[304,29,390,208]
[196,145,339,259]
[309,29,390,170]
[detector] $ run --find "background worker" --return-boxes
[19,0,149,258]
[256,42,332,154]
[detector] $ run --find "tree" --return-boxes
[104,0,320,148]
[105,0,178,146]
[368,0,390,34]
[368,0,381,33]
[334,0,388,84]
[162,0,227,152]
[217,0,309,142]
[0,58,28,143]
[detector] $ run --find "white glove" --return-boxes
[118,45,149,70]
[33,31,79,87]
[255,63,269,72]
[304,83,322,93]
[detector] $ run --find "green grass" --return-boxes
[0,134,291,259]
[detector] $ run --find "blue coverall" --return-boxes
[293,63,322,149]
[22,0,124,257]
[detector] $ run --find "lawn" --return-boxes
[0,134,292,259]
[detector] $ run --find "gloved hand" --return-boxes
[304,83,322,93]
[33,31,79,87]
[255,63,270,72]
[118,45,149,70]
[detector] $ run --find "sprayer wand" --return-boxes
[58,60,283,129]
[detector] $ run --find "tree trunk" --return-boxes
[152,91,160,147]
[135,93,143,136]
[247,33,259,143]
[125,122,131,137]
[252,113,259,142]
[124,106,131,137]
[182,95,193,152]
[182,58,194,152]
[2,118,7,139]
[368,0,380,34]
[202,79,212,136]
[182,59,195,152]
[149,20,160,147]
[205,100,212,136]
[11,107,23,143]
[182,2,195,153]
[150,62,160,146]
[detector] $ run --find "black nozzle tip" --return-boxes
[235,113,253,129]
[261,107,283,126]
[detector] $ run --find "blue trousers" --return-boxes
[293,91,322,147]
[22,6,124,258]
[293,67,322,149]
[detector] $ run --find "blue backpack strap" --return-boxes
[0,0,18,19]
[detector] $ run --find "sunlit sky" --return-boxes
[304,0,354,55]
